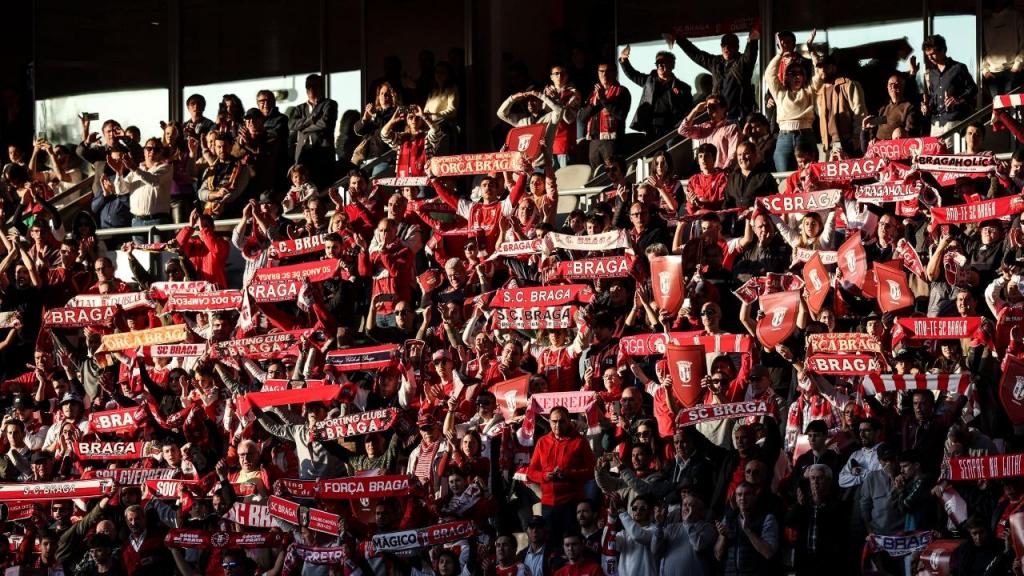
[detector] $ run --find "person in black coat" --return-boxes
[288,74,338,189]
[618,46,694,143]
[787,464,846,576]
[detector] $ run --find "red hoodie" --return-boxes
[526,429,595,506]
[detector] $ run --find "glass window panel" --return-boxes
[34,89,170,146]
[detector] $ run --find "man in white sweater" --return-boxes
[612,492,658,576]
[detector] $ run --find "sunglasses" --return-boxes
[222,562,238,569]
[700,309,716,317]
[144,146,158,152]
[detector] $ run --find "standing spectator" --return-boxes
[172,209,230,288]
[982,0,1024,100]
[618,46,694,143]
[526,405,597,548]
[580,62,631,169]
[496,90,565,170]
[765,39,820,171]
[838,417,884,490]
[353,82,400,176]
[117,138,172,234]
[814,54,867,156]
[787,464,844,576]
[544,65,581,169]
[920,34,978,138]
[183,93,214,139]
[256,89,289,145]
[713,481,779,576]
[858,443,903,535]
[652,491,716,576]
[197,132,248,217]
[289,74,338,189]
[675,31,761,123]
[612,492,658,576]
[678,95,740,170]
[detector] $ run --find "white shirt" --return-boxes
[116,162,172,217]
[838,443,882,488]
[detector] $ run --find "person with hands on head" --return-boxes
[173,209,230,288]
[678,95,740,171]
[496,89,564,170]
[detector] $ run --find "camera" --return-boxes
[80,112,100,122]
[396,106,409,116]
[111,137,133,153]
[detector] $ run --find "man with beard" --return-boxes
[729,212,792,283]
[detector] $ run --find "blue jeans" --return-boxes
[774,129,814,172]
[132,214,169,244]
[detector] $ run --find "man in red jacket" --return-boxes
[527,405,596,547]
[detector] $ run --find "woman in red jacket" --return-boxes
[526,405,596,546]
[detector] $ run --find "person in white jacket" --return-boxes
[612,492,658,576]
[765,32,822,171]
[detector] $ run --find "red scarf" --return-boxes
[397,134,427,177]
[589,84,623,139]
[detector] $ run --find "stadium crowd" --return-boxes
[5,12,1024,576]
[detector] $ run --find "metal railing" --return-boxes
[938,84,1024,141]
[585,112,707,187]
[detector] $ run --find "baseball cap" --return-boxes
[58,392,84,407]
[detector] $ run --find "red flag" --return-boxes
[1000,355,1024,425]
[663,343,706,408]
[756,290,800,348]
[504,124,547,161]
[802,251,830,315]
[837,231,867,288]
[873,261,914,313]
[491,375,530,421]
[649,256,684,315]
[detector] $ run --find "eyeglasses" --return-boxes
[222,562,238,569]
[432,359,448,365]
[700,309,716,317]
[709,378,723,385]
[630,505,649,512]
[636,431,651,438]
[143,146,158,152]
[655,60,669,66]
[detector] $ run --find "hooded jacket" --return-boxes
[526,427,596,505]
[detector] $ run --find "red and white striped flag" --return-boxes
[861,373,970,396]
